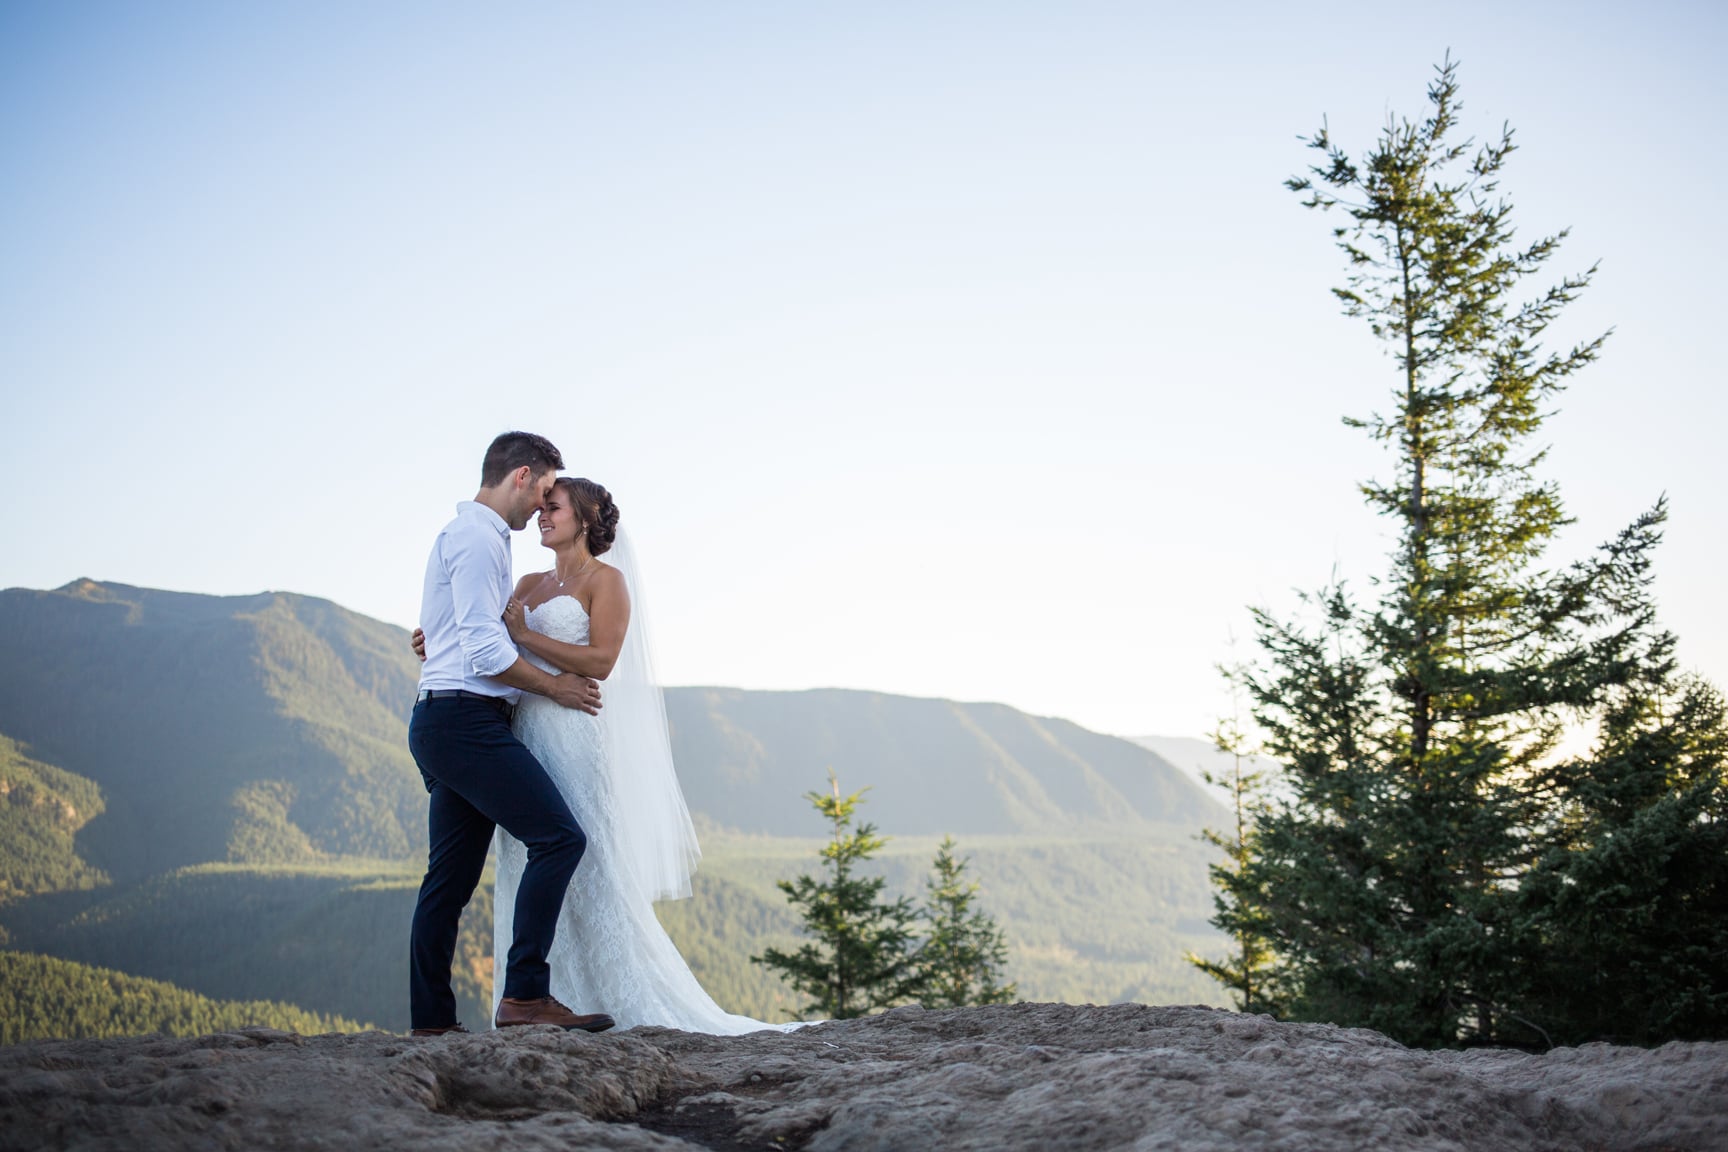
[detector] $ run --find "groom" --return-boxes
[407,431,614,1036]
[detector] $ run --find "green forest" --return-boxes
[0,825,1222,1036]
[0,951,365,1044]
[0,735,108,905]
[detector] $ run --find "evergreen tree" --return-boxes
[1204,57,1724,1047]
[753,772,924,1019]
[917,836,1017,1008]
[1188,690,1281,1015]
[1517,673,1728,1043]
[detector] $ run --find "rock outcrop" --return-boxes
[4,1003,1725,1151]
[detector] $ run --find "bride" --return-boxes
[487,476,780,1034]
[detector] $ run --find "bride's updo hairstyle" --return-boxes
[557,477,621,556]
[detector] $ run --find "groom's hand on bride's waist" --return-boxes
[549,673,603,715]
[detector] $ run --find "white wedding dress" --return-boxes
[491,594,781,1034]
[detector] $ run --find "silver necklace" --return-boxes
[556,557,593,588]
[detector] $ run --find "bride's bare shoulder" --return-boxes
[515,570,553,600]
[591,563,628,599]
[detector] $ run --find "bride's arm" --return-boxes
[505,566,631,679]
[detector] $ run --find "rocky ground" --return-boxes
[3,1003,1724,1151]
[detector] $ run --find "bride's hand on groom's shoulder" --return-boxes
[409,628,426,663]
[502,598,528,642]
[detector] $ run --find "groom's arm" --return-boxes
[409,631,602,713]
[443,528,520,680]
[491,657,602,714]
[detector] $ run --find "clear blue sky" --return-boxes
[2,1,1723,739]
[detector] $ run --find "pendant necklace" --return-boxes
[556,557,593,588]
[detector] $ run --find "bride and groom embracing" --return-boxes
[406,431,777,1038]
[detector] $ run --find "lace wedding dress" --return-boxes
[491,595,783,1034]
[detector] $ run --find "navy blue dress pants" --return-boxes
[407,695,586,1029]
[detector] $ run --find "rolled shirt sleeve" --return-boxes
[441,522,519,679]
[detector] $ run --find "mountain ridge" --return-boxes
[665,686,1221,837]
[0,580,1221,882]
[0,579,426,880]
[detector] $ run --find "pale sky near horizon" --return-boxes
[2,1,1724,741]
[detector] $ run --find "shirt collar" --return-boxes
[456,501,511,537]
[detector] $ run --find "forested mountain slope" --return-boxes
[0,581,425,879]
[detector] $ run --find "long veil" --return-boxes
[597,526,702,902]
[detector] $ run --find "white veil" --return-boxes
[596,525,702,902]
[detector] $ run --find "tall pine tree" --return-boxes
[1206,57,1726,1048]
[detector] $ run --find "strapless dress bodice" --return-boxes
[522,597,590,673]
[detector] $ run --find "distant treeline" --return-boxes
[0,833,1224,1035]
[0,951,367,1044]
[0,864,493,1034]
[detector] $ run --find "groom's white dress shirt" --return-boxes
[416,501,521,702]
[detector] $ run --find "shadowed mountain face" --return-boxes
[0,581,427,882]
[664,688,1221,836]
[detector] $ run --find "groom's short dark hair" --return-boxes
[480,432,564,487]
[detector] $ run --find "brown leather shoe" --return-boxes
[495,996,615,1033]
[410,1023,471,1037]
